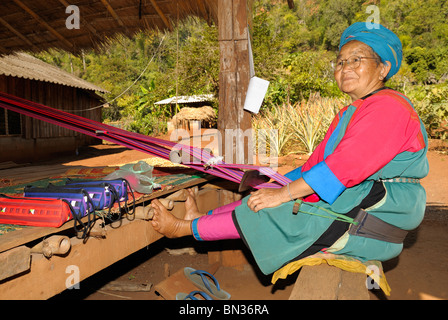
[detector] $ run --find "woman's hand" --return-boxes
[247,187,290,212]
[246,178,315,213]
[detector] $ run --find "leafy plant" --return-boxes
[253,94,345,156]
[288,94,344,154]
[409,86,448,140]
[252,103,295,157]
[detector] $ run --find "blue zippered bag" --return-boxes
[63,182,116,210]
[65,178,134,215]
[23,185,95,238]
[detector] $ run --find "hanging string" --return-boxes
[66,33,166,113]
[174,0,180,129]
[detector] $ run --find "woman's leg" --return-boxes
[191,210,240,241]
[151,189,241,240]
[208,199,242,215]
[183,188,242,218]
[151,198,193,238]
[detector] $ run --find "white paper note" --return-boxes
[243,76,270,114]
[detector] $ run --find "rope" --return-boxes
[65,34,167,113]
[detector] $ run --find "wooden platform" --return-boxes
[0,173,240,299]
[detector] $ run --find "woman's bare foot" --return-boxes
[184,188,204,220]
[151,199,192,238]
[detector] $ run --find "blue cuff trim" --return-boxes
[191,218,203,241]
[207,209,213,215]
[302,161,345,204]
[284,166,302,181]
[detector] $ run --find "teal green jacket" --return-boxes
[234,89,429,274]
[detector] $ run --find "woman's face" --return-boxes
[334,40,391,101]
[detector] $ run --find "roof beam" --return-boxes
[0,44,8,55]
[99,0,129,33]
[149,0,172,31]
[57,0,103,44]
[59,0,107,45]
[198,0,212,25]
[12,0,73,50]
[0,16,38,51]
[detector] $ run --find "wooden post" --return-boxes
[217,0,252,164]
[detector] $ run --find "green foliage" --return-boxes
[261,50,341,109]
[35,18,219,134]
[34,0,448,141]
[407,85,448,140]
[405,46,448,84]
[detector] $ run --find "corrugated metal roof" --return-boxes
[0,52,107,93]
[154,94,214,105]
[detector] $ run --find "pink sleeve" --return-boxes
[324,95,424,188]
[301,106,349,171]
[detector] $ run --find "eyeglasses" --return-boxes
[332,55,378,71]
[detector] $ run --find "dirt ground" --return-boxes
[49,137,448,301]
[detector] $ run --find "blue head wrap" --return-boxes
[338,22,403,80]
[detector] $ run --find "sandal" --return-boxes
[183,267,231,300]
[176,290,213,300]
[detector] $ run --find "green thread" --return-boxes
[294,199,358,225]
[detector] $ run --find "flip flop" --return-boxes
[176,290,213,300]
[183,267,231,300]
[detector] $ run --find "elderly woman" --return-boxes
[151,22,429,275]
